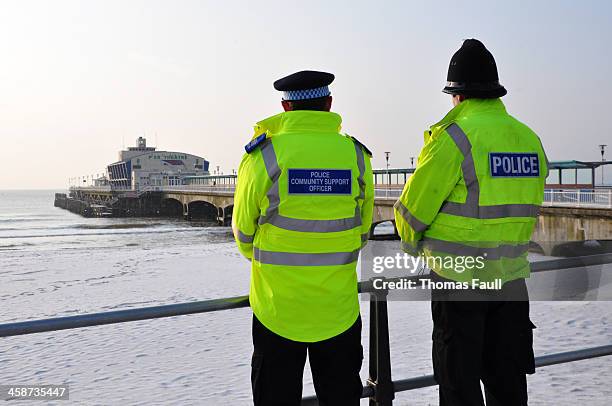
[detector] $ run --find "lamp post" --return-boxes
[599,145,607,186]
[384,151,390,198]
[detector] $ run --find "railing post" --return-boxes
[368,292,378,403]
[367,281,394,406]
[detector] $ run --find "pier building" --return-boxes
[107,137,210,189]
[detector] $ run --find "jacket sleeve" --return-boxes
[360,151,375,247]
[394,128,463,255]
[232,152,262,260]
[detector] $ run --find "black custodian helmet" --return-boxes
[443,39,507,98]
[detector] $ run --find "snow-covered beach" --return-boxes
[1,190,611,405]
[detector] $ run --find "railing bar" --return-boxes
[531,253,612,272]
[1,254,611,338]
[534,343,612,368]
[301,344,612,404]
[0,296,249,338]
[392,343,612,392]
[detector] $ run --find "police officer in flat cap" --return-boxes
[233,70,374,405]
[395,39,547,405]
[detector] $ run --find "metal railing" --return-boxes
[2,254,612,405]
[374,188,402,199]
[69,185,612,210]
[376,188,612,207]
[161,185,236,194]
[69,185,113,192]
[69,185,236,196]
[72,185,402,198]
[543,189,612,208]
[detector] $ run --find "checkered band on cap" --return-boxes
[282,86,330,101]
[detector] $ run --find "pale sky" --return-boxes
[0,0,610,189]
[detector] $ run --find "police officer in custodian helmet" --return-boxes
[394,39,548,405]
[233,70,374,405]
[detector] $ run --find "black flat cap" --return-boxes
[273,70,335,91]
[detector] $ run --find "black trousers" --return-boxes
[431,274,536,406]
[251,315,363,406]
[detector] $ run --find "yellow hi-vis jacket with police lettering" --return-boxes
[394,98,547,284]
[233,110,374,342]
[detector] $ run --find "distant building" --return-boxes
[107,137,210,190]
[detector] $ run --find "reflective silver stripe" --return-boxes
[438,201,467,216]
[440,123,540,219]
[445,123,472,156]
[260,140,281,218]
[253,247,360,266]
[479,204,540,218]
[354,141,366,200]
[441,201,540,218]
[259,209,361,232]
[441,123,479,217]
[260,139,281,182]
[237,230,254,244]
[354,140,367,240]
[394,200,428,232]
[422,238,529,260]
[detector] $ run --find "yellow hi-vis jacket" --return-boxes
[233,110,374,342]
[394,98,548,284]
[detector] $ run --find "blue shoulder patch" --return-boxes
[244,133,267,153]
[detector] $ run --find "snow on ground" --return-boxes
[2,237,610,405]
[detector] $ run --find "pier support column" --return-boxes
[217,207,232,226]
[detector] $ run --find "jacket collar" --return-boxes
[432,98,507,129]
[253,111,342,138]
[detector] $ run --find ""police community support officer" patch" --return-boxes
[489,153,540,177]
[288,169,352,194]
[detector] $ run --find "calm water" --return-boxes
[1,190,611,405]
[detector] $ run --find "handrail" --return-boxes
[0,295,250,338]
[2,253,612,405]
[300,344,612,405]
[543,189,612,209]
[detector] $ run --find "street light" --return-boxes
[599,145,607,186]
[410,156,415,168]
[384,151,391,198]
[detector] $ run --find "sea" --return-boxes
[0,190,611,405]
